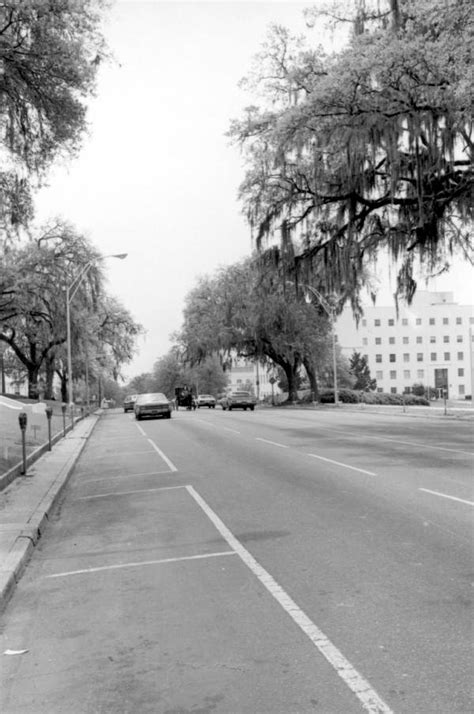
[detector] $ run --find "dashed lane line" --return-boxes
[255,437,289,449]
[306,452,377,476]
[419,488,474,506]
[45,550,237,579]
[186,485,392,714]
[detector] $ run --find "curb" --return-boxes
[0,414,101,613]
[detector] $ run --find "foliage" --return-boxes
[230,0,473,303]
[0,0,108,229]
[178,257,334,402]
[319,388,429,405]
[349,351,377,391]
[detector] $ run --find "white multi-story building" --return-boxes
[336,291,474,399]
[224,355,280,400]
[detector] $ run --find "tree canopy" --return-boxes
[230,0,473,302]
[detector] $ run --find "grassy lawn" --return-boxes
[0,396,87,477]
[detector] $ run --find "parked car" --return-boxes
[196,394,216,408]
[123,394,139,413]
[134,393,172,420]
[221,391,256,411]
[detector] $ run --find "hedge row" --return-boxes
[317,389,430,406]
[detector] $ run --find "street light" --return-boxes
[301,284,340,407]
[66,253,127,424]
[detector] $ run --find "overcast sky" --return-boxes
[35,1,474,379]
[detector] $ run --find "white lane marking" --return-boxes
[314,426,473,457]
[147,438,178,472]
[80,470,174,484]
[221,426,241,434]
[255,437,288,448]
[94,450,155,457]
[307,453,376,476]
[135,424,147,437]
[419,488,474,506]
[77,485,186,500]
[45,550,237,579]
[186,485,392,714]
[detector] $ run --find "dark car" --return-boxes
[221,391,256,411]
[123,394,139,412]
[134,393,172,420]
[196,394,216,408]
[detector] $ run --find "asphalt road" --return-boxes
[1,406,472,713]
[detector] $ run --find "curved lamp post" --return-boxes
[66,253,127,424]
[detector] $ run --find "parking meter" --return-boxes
[19,412,28,474]
[61,402,67,437]
[45,405,53,450]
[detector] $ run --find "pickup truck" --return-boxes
[221,391,256,411]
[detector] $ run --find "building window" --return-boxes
[374,319,381,327]
[362,337,368,346]
[456,335,463,343]
[417,370,424,379]
[362,319,367,327]
[403,353,410,362]
[389,337,395,345]
[403,336,409,344]
[430,353,437,361]
[458,368,464,377]
[416,336,422,344]
[456,317,462,325]
[470,317,474,324]
[402,318,408,326]
[375,337,382,345]
[444,352,450,361]
[403,370,410,379]
[376,354,382,363]
[459,385,465,395]
[388,318,394,326]
[443,335,449,343]
[390,370,397,379]
[376,371,383,380]
[377,387,383,393]
[457,352,464,360]
[443,317,449,325]
[389,354,396,362]
[430,336,436,343]
[417,353,423,362]
[429,318,435,325]
[416,318,422,325]
[390,387,397,394]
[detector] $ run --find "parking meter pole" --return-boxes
[45,405,53,451]
[61,403,67,437]
[19,412,28,475]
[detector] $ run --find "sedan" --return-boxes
[196,394,216,408]
[134,393,172,420]
[123,394,139,413]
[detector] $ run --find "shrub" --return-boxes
[319,389,429,406]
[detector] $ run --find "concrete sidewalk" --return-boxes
[0,413,100,612]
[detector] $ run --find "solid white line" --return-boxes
[186,485,392,714]
[419,488,474,506]
[135,424,147,437]
[77,485,186,500]
[221,427,241,434]
[147,438,178,472]
[255,437,289,448]
[80,470,175,484]
[307,453,376,476]
[45,550,236,579]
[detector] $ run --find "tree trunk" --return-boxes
[27,365,40,399]
[303,357,319,401]
[281,359,299,403]
[44,354,55,399]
